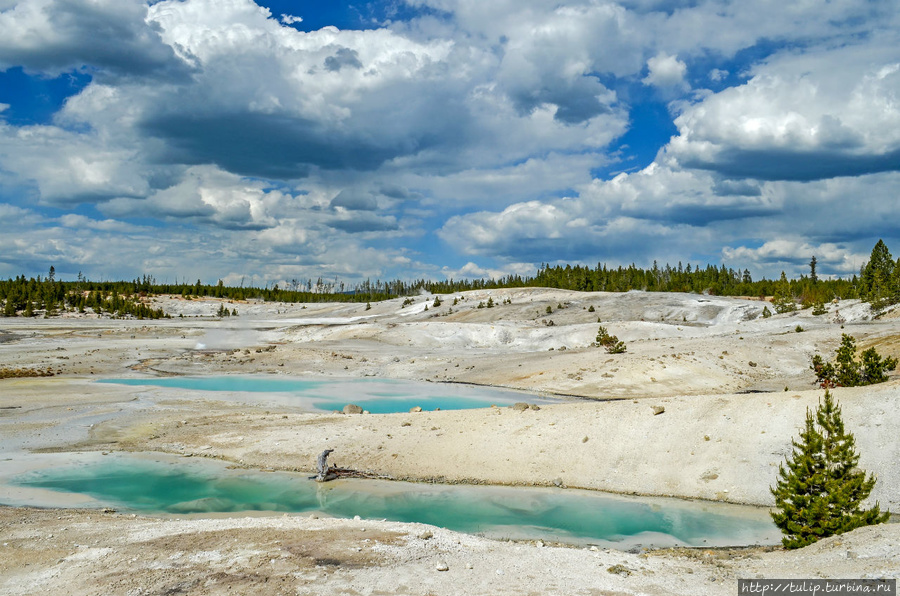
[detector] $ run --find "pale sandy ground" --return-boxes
[1,288,899,595]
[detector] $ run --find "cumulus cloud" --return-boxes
[438,160,900,278]
[0,0,188,80]
[439,261,536,281]
[100,165,292,230]
[139,4,475,176]
[330,189,379,211]
[664,37,900,180]
[722,241,866,276]
[0,119,151,204]
[0,0,634,212]
[440,198,698,265]
[643,52,689,91]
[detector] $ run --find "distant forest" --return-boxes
[2,240,898,319]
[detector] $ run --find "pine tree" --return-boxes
[773,271,796,313]
[860,240,895,308]
[892,258,900,304]
[770,391,889,549]
[811,334,897,388]
[3,295,15,317]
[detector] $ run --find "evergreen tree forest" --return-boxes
[0,271,169,320]
[2,240,898,319]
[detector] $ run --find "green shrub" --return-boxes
[596,325,626,354]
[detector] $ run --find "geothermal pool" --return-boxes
[6,453,779,549]
[97,376,561,413]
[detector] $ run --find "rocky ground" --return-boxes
[1,288,898,595]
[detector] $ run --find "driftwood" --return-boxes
[313,448,390,482]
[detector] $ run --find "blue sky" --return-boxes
[1,0,898,286]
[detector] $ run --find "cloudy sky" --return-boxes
[1,0,898,286]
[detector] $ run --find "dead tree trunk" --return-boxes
[313,448,389,482]
[316,449,335,482]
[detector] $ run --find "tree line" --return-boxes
[2,239,898,318]
[0,268,168,319]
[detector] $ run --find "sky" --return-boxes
[0,0,898,287]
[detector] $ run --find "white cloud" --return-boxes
[439,261,536,281]
[708,68,728,82]
[99,165,297,230]
[0,120,150,203]
[643,51,688,91]
[722,241,866,276]
[58,214,138,233]
[0,0,184,78]
[664,36,900,180]
[438,158,900,278]
[280,14,302,25]
[1,0,632,222]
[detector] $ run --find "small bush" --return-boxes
[0,367,54,379]
[596,325,626,354]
